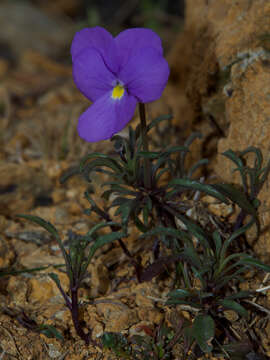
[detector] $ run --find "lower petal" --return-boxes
[77,91,137,142]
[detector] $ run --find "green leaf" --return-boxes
[17,215,71,275]
[184,132,203,148]
[80,152,121,169]
[238,256,270,272]
[39,325,64,341]
[109,184,138,196]
[192,315,215,353]
[187,159,209,178]
[218,299,248,318]
[48,272,62,289]
[133,216,148,233]
[175,214,211,249]
[219,219,255,263]
[85,221,120,238]
[88,231,127,260]
[167,179,230,204]
[167,289,191,299]
[17,214,59,238]
[224,291,253,300]
[59,166,80,184]
[182,246,202,269]
[166,299,201,307]
[138,151,161,159]
[0,264,64,277]
[146,114,173,133]
[222,149,244,169]
[240,146,263,169]
[211,184,257,217]
[82,158,123,180]
[101,332,131,358]
[213,231,222,258]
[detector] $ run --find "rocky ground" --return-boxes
[1,0,270,359]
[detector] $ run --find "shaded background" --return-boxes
[0,0,185,64]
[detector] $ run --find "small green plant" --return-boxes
[17,215,126,345]
[15,26,270,359]
[102,321,183,360]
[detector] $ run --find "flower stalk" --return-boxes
[70,285,91,345]
[139,103,151,189]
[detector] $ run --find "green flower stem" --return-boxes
[139,103,151,189]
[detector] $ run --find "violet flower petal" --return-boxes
[71,26,118,73]
[115,28,163,70]
[72,47,116,102]
[119,47,170,103]
[77,91,137,142]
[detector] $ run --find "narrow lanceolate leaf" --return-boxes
[240,146,263,169]
[238,256,270,272]
[167,289,191,299]
[219,219,255,262]
[59,166,80,184]
[213,231,222,258]
[138,151,161,159]
[80,152,121,169]
[222,149,244,169]
[167,179,230,204]
[81,231,128,280]
[139,226,190,243]
[218,299,248,318]
[224,291,253,300]
[187,159,209,178]
[88,232,127,260]
[176,214,211,249]
[192,315,215,353]
[139,255,183,282]
[211,184,257,216]
[82,158,123,180]
[86,221,120,237]
[39,325,64,341]
[17,215,71,274]
[48,272,71,309]
[17,214,59,238]
[146,114,173,133]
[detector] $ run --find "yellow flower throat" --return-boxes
[112,84,125,100]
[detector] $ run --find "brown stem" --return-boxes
[70,286,90,345]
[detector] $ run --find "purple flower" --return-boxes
[71,27,170,142]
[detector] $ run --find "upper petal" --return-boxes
[72,47,116,102]
[77,91,137,142]
[115,28,163,70]
[119,47,170,103]
[71,27,118,73]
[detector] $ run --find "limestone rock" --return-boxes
[96,301,138,332]
[0,163,52,216]
[88,257,110,297]
[169,0,270,259]
[0,236,14,269]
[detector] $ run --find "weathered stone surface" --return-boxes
[88,257,110,297]
[0,163,52,216]
[0,236,14,269]
[96,301,139,332]
[0,2,74,58]
[169,0,270,259]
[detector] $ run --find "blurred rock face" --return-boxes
[0,1,74,58]
[169,0,270,259]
